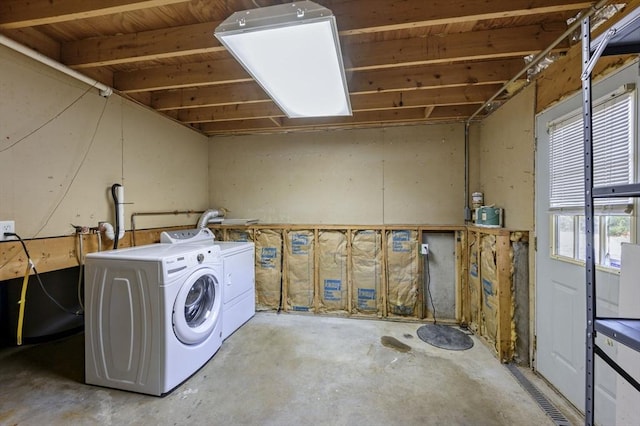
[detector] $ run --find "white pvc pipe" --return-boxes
[0,34,113,98]
[102,222,116,241]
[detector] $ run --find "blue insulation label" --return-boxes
[392,230,411,252]
[292,306,310,312]
[233,232,250,242]
[470,263,478,278]
[260,247,277,268]
[357,288,376,310]
[324,279,342,301]
[292,233,309,255]
[482,278,494,308]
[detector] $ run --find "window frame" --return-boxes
[547,86,637,270]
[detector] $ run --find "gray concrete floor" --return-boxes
[0,312,582,425]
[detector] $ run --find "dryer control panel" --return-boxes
[160,228,214,244]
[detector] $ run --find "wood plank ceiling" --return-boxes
[0,0,612,135]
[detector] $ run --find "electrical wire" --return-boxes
[277,234,284,314]
[0,96,109,273]
[425,251,437,324]
[0,85,95,153]
[4,232,82,316]
[33,97,109,238]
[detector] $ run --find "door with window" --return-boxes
[535,62,637,425]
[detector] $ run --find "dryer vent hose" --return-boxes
[197,208,227,229]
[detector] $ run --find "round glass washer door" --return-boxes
[173,268,221,345]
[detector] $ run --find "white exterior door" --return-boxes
[535,62,638,425]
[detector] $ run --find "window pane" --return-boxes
[555,215,575,258]
[603,216,631,268]
[578,216,600,263]
[548,91,634,209]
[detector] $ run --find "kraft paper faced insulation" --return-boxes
[480,234,498,346]
[318,231,348,313]
[351,230,382,314]
[254,229,282,310]
[212,228,224,241]
[226,229,254,242]
[212,225,523,360]
[285,230,314,312]
[468,237,480,333]
[386,230,419,316]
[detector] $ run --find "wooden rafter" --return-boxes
[0,0,192,29]
[0,0,603,134]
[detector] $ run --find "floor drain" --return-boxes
[416,324,474,351]
[505,363,571,426]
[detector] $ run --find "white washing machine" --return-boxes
[84,239,223,396]
[215,241,256,340]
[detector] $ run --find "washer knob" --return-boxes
[197,253,205,263]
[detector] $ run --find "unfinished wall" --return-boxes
[0,46,209,238]
[208,124,465,225]
[474,84,535,230]
[218,224,461,321]
[422,232,456,320]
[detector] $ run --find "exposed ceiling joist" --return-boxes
[0,0,192,29]
[0,0,620,135]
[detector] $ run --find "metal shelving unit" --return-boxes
[582,7,640,426]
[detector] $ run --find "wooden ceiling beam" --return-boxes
[344,23,568,71]
[2,28,62,60]
[330,0,591,35]
[428,104,487,120]
[113,58,251,92]
[152,82,266,110]
[0,0,192,29]
[280,109,432,127]
[61,21,226,68]
[116,24,560,93]
[58,0,586,68]
[350,84,501,112]
[177,84,500,123]
[348,59,526,94]
[179,102,284,123]
[199,108,432,134]
[197,118,276,134]
[151,59,524,110]
[198,105,488,135]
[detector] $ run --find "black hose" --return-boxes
[111,183,121,249]
[5,232,79,315]
[425,251,437,324]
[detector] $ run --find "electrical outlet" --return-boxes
[0,220,15,241]
[421,243,429,255]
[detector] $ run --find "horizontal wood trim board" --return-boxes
[1,224,523,281]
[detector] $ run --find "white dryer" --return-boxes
[215,242,256,340]
[84,241,223,396]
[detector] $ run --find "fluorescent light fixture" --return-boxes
[215,1,351,118]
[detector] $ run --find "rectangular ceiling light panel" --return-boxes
[215,1,352,118]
